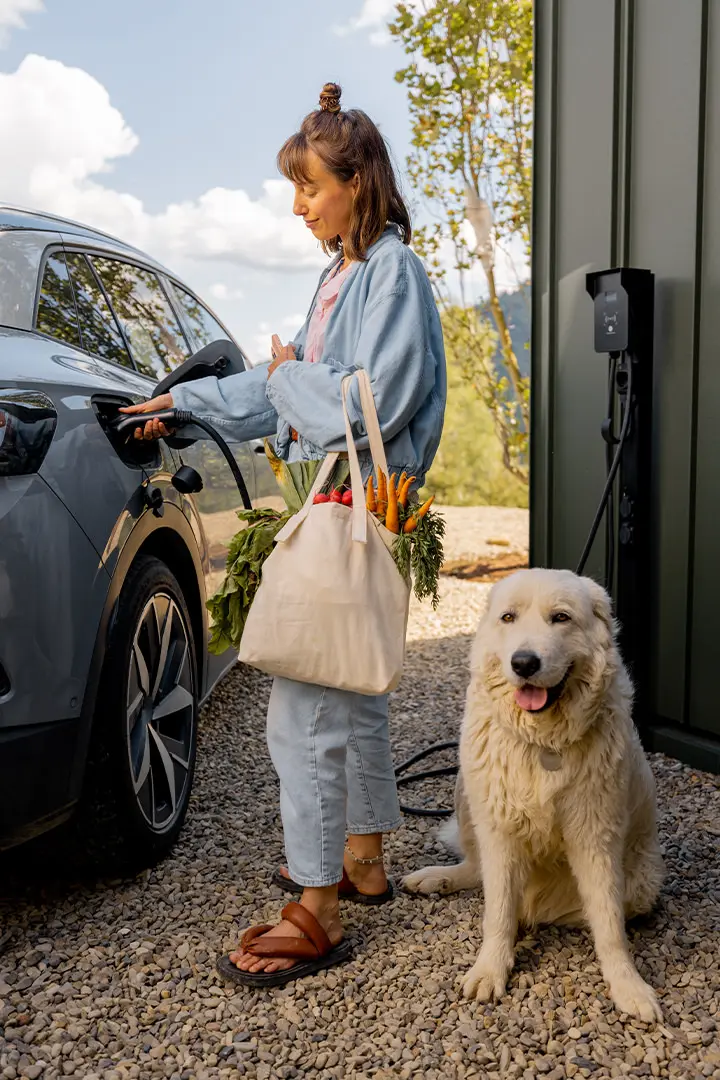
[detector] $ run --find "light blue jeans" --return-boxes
[266,676,403,888]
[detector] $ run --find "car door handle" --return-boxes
[251,440,266,455]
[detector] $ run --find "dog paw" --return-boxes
[610,973,662,1023]
[461,959,508,1002]
[401,867,457,895]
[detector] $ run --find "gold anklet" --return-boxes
[344,843,384,865]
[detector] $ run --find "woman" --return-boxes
[121,83,446,987]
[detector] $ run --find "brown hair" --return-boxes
[277,82,411,262]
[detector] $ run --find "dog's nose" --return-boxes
[511,650,541,678]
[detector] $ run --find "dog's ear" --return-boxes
[581,575,616,635]
[469,613,488,674]
[469,591,496,674]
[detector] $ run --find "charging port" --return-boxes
[92,395,161,469]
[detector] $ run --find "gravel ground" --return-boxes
[1,560,719,1078]
[436,506,529,564]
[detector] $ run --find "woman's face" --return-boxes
[292,150,358,245]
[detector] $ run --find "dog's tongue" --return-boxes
[515,685,548,711]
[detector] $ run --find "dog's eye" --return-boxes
[500,612,516,623]
[552,612,571,624]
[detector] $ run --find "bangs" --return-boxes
[277,133,314,185]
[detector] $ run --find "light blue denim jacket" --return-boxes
[171,226,447,485]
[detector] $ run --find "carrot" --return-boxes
[398,475,416,508]
[366,475,377,513]
[385,473,400,533]
[403,495,435,533]
[376,470,388,520]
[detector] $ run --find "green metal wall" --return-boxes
[531,0,720,771]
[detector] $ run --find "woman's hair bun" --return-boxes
[319,83,342,114]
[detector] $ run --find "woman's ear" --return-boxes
[350,173,360,197]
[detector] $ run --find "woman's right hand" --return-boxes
[118,393,175,440]
[268,335,296,377]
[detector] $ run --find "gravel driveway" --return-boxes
[435,506,529,564]
[1,542,719,1079]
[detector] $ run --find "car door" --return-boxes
[31,245,177,567]
[87,257,259,626]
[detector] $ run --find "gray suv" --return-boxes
[0,206,277,867]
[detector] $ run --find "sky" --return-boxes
[0,0,524,364]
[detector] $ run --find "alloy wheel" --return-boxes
[126,593,195,831]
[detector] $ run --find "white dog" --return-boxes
[403,568,664,1022]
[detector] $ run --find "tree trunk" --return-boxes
[484,263,526,430]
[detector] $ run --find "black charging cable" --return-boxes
[395,741,458,818]
[112,408,253,511]
[604,354,618,593]
[576,353,634,578]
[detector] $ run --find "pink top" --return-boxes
[304,261,353,364]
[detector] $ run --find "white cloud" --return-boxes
[250,314,306,366]
[0,0,43,48]
[334,0,422,46]
[208,283,245,301]
[252,322,272,367]
[0,55,326,272]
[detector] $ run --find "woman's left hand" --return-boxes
[268,334,296,377]
[118,393,175,440]
[268,335,300,440]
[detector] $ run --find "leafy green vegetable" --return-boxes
[263,439,350,510]
[392,507,445,609]
[207,507,289,654]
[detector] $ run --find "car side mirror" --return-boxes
[154,339,246,397]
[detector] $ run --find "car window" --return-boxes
[64,253,132,368]
[171,283,233,351]
[92,258,190,380]
[35,251,82,349]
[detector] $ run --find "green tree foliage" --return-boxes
[421,309,528,507]
[391,0,533,484]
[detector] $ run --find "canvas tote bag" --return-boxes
[238,369,411,694]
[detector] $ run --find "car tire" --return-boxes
[78,554,199,871]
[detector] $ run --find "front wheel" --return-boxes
[79,555,199,870]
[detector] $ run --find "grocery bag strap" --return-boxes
[274,370,388,546]
[355,368,389,481]
[274,452,340,543]
[342,376,368,543]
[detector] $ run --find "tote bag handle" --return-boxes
[275,369,389,544]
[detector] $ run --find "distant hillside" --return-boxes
[478,283,531,376]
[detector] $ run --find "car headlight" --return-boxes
[0,390,57,477]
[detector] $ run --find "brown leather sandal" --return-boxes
[216,901,352,988]
[271,867,395,906]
